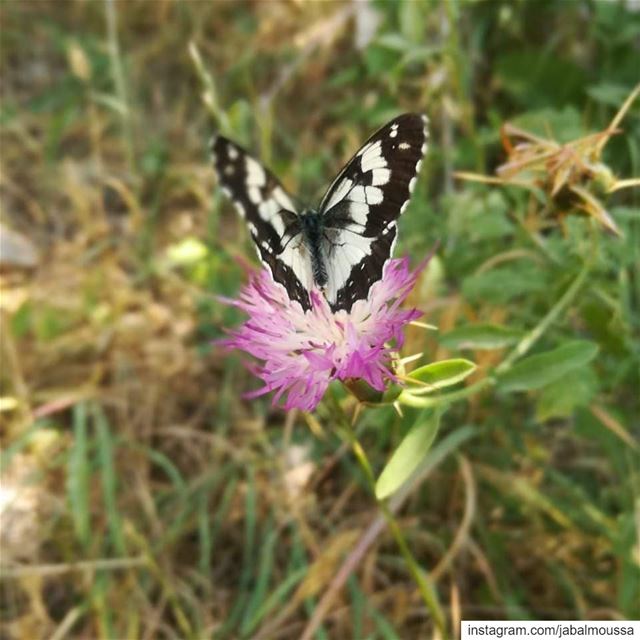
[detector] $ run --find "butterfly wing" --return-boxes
[211,135,313,310]
[318,113,428,311]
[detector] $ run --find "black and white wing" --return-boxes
[210,135,313,310]
[319,113,428,311]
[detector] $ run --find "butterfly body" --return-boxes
[296,209,329,288]
[211,113,428,312]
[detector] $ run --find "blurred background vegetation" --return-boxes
[1,1,638,638]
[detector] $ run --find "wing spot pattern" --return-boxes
[360,141,387,172]
[246,156,266,186]
[349,202,370,226]
[248,186,262,205]
[273,187,295,212]
[349,185,383,205]
[371,168,391,186]
[258,199,286,236]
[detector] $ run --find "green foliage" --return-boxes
[535,367,599,421]
[1,0,638,638]
[375,409,442,499]
[407,359,477,390]
[439,324,523,350]
[498,341,600,392]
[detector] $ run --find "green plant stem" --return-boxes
[188,41,231,133]
[496,258,591,374]
[443,0,482,173]
[105,0,134,173]
[338,415,448,638]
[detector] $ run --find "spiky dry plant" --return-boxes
[457,84,640,235]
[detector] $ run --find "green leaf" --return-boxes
[509,106,585,143]
[439,324,523,350]
[535,367,598,421]
[90,91,128,115]
[587,82,635,108]
[498,340,599,393]
[376,410,442,500]
[444,190,513,242]
[375,33,411,52]
[496,53,587,110]
[241,525,279,635]
[462,263,548,305]
[407,359,476,392]
[364,45,401,76]
[243,567,307,634]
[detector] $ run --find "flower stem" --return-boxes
[336,406,448,638]
[376,497,447,636]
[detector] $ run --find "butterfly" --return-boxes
[211,113,428,312]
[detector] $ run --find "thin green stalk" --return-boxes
[496,258,591,374]
[443,0,482,173]
[188,41,231,133]
[376,497,446,636]
[338,415,448,638]
[513,208,560,265]
[105,0,134,172]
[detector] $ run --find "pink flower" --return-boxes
[219,258,427,411]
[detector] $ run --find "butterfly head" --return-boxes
[298,209,323,237]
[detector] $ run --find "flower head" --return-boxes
[219,257,427,411]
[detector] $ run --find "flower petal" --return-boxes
[218,256,430,411]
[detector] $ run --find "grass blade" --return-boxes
[94,405,126,555]
[68,403,91,549]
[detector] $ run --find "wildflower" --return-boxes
[219,257,427,411]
